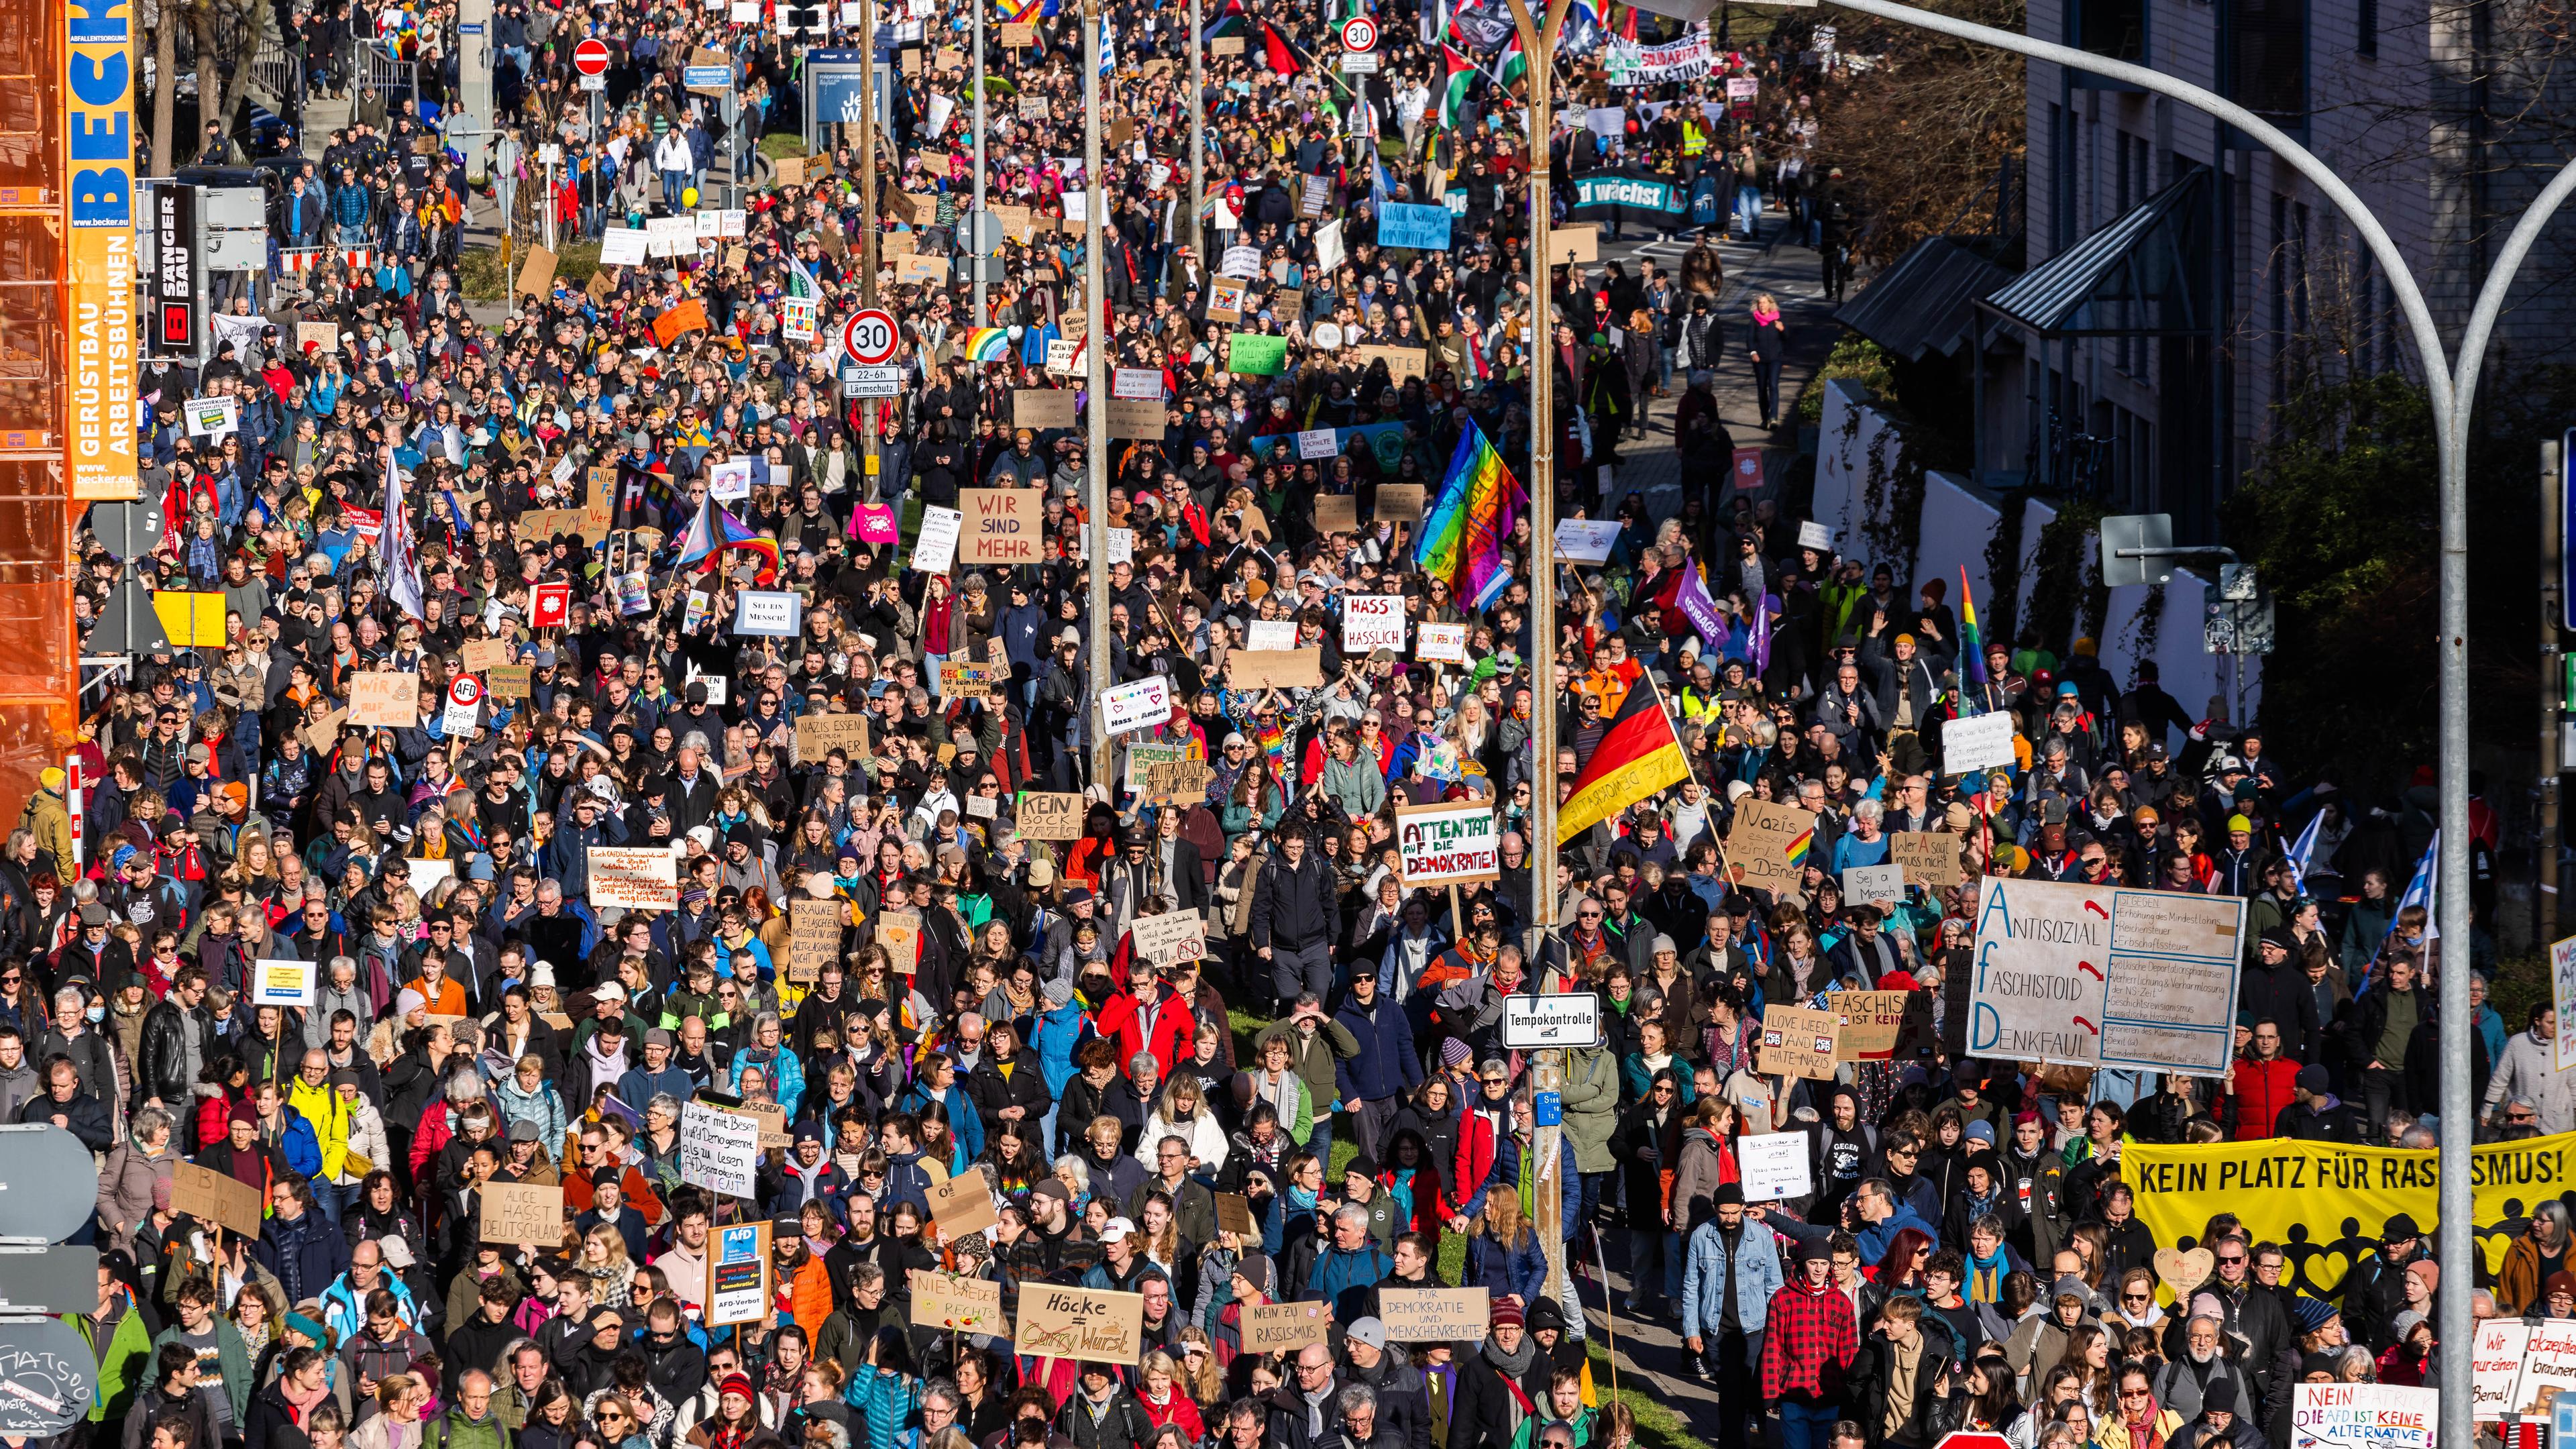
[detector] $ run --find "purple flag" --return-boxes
[1751,593,1778,672]
[1672,561,1729,651]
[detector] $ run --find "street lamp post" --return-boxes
[1783,7,2576,1445]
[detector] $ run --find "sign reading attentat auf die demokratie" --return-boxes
[1395,800,1500,888]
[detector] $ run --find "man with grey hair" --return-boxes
[1308,1203,1393,1320]
[1336,1385,1388,1448]
[41,984,117,1114]
[1342,1318,1431,1449]
[665,733,720,837]
[2151,1314,2255,1422]
[1267,1342,1345,1449]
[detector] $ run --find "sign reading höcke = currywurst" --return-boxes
[1014,1287,1146,1364]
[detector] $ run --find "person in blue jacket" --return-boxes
[1680,1184,1784,1387]
[1334,971,1422,1159]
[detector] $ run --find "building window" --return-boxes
[2076,0,2147,60]
[2359,0,2377,57]
[2231,0,2310,125]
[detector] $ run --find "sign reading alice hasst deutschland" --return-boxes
[1569,172,1688,226]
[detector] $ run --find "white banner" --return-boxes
[679,1101,761,1199]
[1737,1132,1813,1201]
[1342,594,1406,652]
[1967,877,2249,1074]
[1101,677,1172,737]
[1605,30,1713,86]
[913,506,963,573]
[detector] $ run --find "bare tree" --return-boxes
[1806,0,2027,268]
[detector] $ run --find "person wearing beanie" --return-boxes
[1680,1181,1782,1416]
[2338,1213,2425,1353]
[2237,928,2322,1067]
[1756,1237,1859,1449]
[1453,1297,1546,1449]
[2275,1063,2366,1142]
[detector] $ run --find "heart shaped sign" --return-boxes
[2154,1246,2216,1299]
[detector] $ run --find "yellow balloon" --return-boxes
[682,186,700,207]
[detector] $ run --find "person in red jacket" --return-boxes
[2226,1017,2302,1140]
[1095,957,1195,1080]
[1758,1239,1860,1449]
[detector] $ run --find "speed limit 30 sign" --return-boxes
[841,308,899,365]
[1340,14,1377,50]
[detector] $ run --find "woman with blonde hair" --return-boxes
[352,1375,432,1449]
[1136,1075,1228,1174]
[1466,1184,1547,1307]
[1134,1350,1205,1439]
[1173,1330,1225,1406]
[578,1222,635,1300]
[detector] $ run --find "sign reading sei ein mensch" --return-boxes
[1502,992,1602,1051]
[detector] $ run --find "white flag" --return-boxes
[384,444,425,621]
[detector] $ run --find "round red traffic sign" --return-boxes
[1340,15,1377,50]
[574,38,612,75]
[449,674,483,708]
[842,308,899,365]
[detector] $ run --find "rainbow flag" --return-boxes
[1785,824,1813,866]
[963,327,1012,362]
[1417,421,1525,610]
[997,0,1042,23]
[1960,564,1986,684]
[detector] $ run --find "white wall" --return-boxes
[1809,380,2260,726]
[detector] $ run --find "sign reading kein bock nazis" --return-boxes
[1395,800,1501,887]
[1968,877,2247,1073]
[589,848,680,910]
[1014,1287,1147,1364]
[1501,992,1601,1050]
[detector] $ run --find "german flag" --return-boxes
[1558,672,1693,841]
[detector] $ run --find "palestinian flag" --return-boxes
[1440,43,1476,129]
[1558,668,1692,840]
[1498,30,1527,89]
[1201,0,1245,41]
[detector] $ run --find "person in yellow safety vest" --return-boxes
[1682,117,1708,157]
[284,1049,365,1219]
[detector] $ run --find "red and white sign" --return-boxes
[842,308,899,365]
[1340,15,1377,50]
[573,38,612,75]
[443,674,484,735]
[531,582,571,629]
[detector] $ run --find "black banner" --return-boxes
[1567,170,1688,229]
[150,184,199,359]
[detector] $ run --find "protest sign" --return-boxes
[1015,390,1078,429]
[479,1183,565,1243]
[1226,651,1322,690]
[1396,801,1501,887]
[1417,623,1469,663]
[1892,830,1963,889]
[349,672,421,727]
[1967,877,2247,1074]
[911,1271,1006,1332]
[959,489,1044,565]
[706,1222,773,1327]
[1314,494,1359,535]
[1376,1288,1491,1343]
[787,902,843,983]
[303,707,348,755]
[1351,345,1426,381]
[1554,519,1623,564]
[1214,1193,1254,1236]
[1226,334,1288,375]
[1378,203,1453,250]
[1843,863,1904,911]
[172,1162,266,1236]
[1018,792,1085,841]
[679,1101,762,1198]
[1140,758,1212,802]
[1342,594,1406,651]
[876,911,924,973]
[589,849,679,910]
[460,639,513,671]
[1737,1132,1815,1201]
[2472,1320,2530,1420]
[1208,278,1246,321]
[298,321,339,354]
[937,660,1012,699]
[1244,1302,1331,1354]
[2512,1318,2576,1415]
[1100,677,1171,736]
[252,959,315,1008]
[1376,483,1426,521]
[796,712,871,765]
[1758,1004,1841,1080]
[1104,398,1165,439]
[2555,934,2576,1072]
[2290,1384,2434,1449]
[1725,800,1817,894]
[1943,712,2019,776]
[733,591,802,636]
[1129,910,1207,969]
[1016,1287,1147,1364]
[927,1170,1001,1237]
[913,506,963,572]
[486,665,532,701]
[1827,990,1933,1062]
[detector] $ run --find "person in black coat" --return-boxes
[250,1180,350,1308]
[1058,1363,1153,1449]
[442,1275,525,1397]
[963,1030,1052,1145]
[17,1056,113,1149]
[1447,1303,1552,1449]
[2273,1065,2368,1142]
[244,1346,329,1449]
[2239,931,2323,1065]
[1844,1297,1949,1449]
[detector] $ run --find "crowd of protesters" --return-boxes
[22,2,2535,1449]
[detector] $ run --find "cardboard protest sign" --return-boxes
[1228,651,1324,690]
[1314,494,1359,534]
[1214,1193,1254,1236]
[460,639,513,671]
[1727,800,1819,894]
[1129,910,1207,969]
[516,244,559,298]
[302,707,348,755]
[1375,483,1426,521]
[796,712,871,765]
[349,672,421,727]
[1015,1287,1148,1364]
[926,1169,1000,1237]
[936,660,1012,699]
[1377,1288,1490,1342]
[1892,830,1964,889]
[1758,1004,1841,1080]
[1018,793,1084,840]
[1352,345,1427,381]
[1105,397,1165,439]
[876,910,924,973]
[787,901,843,983]
[1243,1301,1331,1354]
[911,1270,1006,1332]
[1015,390,1078,429]
[1208,277,1247,322]
[486,665,532,701]
[172,1163,266,1236]
[1140,758,1212,801]
[479,1183,565,1243]
[1827,990,1933,1062]
[297,321,339,354]
[959,488,1044,565]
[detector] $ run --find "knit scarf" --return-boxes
[1967,1240,2010,1303]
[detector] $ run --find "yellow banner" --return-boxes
[2124,1131,2576,1296]
[68,0,140,501]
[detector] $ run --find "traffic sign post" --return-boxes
[842,308,899,365]
[1500,992,1603,1051]
[574,38,610,92]
[1340,14,1377,50]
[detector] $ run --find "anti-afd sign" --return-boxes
[959,488,1042,564]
